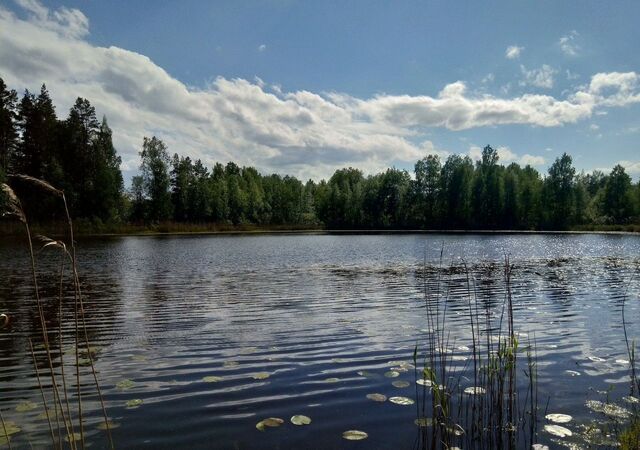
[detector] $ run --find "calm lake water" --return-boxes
[1,233,639,449]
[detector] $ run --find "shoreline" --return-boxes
[74,228,640,238]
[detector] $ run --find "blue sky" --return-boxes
[1,0,639,181]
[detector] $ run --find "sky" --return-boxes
[0,0,639,182]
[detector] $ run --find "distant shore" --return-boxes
[2,221,639,239]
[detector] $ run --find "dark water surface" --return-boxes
[1,233,639,449]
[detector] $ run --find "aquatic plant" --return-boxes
[0,175,113,449]
[413,252,540,450]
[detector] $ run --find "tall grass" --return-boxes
[413,254,539,450]
[1,175,113,449]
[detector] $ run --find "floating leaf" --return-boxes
[384,371,400,378]
[389,396,414,406]
[464,387,486,395]
[390,366,409,373]
[64,432,83,443]
[545,413,572,424]
[290,415,311,426]
[416,378,432,387]
[356,370,375,378]
[76,358,92,367]
[587,356,606,363]
[392,381,410,388]
[342,430,368,440]
[97,420,120,430]
[366,393,387,402]
[252,372,270,380]
[332,358,347,363]
[0,421,20,437]
[15,401,38,412]
[125,399,143,409]
[223,361,239,368]
[202,376,223,383]
[256,417,284,431]
[544,424,572,437]
[585,400,630,419]
[323,377,340,383]
[116,379,136,390]
[414,417,432,427]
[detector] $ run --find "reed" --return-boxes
[414,255,539,450]
[0,175,113,449]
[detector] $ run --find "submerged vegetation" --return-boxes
[1,77,640,234]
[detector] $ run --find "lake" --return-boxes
[1,233,639,449]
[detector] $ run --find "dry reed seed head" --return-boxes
[0,183,26,223]
[8,174,63,197]
[34,235,67,252]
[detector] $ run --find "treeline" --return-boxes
[1,77,640,231]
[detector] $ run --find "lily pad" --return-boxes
[323,377,340,383]
[366,393,387,402]
[116,379,136,390]
[356,370,376,378]
[585,400,630,419]
[342,430,368,440]
[252,372,270,380]
[389,396,414,406]
[384,371,400,378]
[15,401,38,412]
[223,360,239,368]
[414,417,432,427]
[544,424,572,437]
[125,399,143,409]
[256,417,284,431]
[202,376,223,383]
[97,420,120,430]
[416,378,432,386]
[392,380,410,388]
[64,432,83,443]
[0,421,21,437]
[545,413,572,424]
[290,415,311,426]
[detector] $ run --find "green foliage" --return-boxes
[619,419,640,450]
[2,75,639,231]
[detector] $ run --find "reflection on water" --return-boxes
[0,233,639,448]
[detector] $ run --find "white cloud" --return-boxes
[505,45,524,59]
[468,146,545,167]
[0,2,638,180]
[258,44,266,52]
[520,64,556,89]
[559,30,580,56]
[520,154,546,166]
[589,124,599,131]
[619,161,640,175]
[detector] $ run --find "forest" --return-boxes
[1,77,639,232]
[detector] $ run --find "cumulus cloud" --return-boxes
[619,160,640,175]
[0,2,638,180]
[505,45,523,59]
[559,31,580,56]
[258,44,266,52]
[520,64,556,89]
[468,146,545,167]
